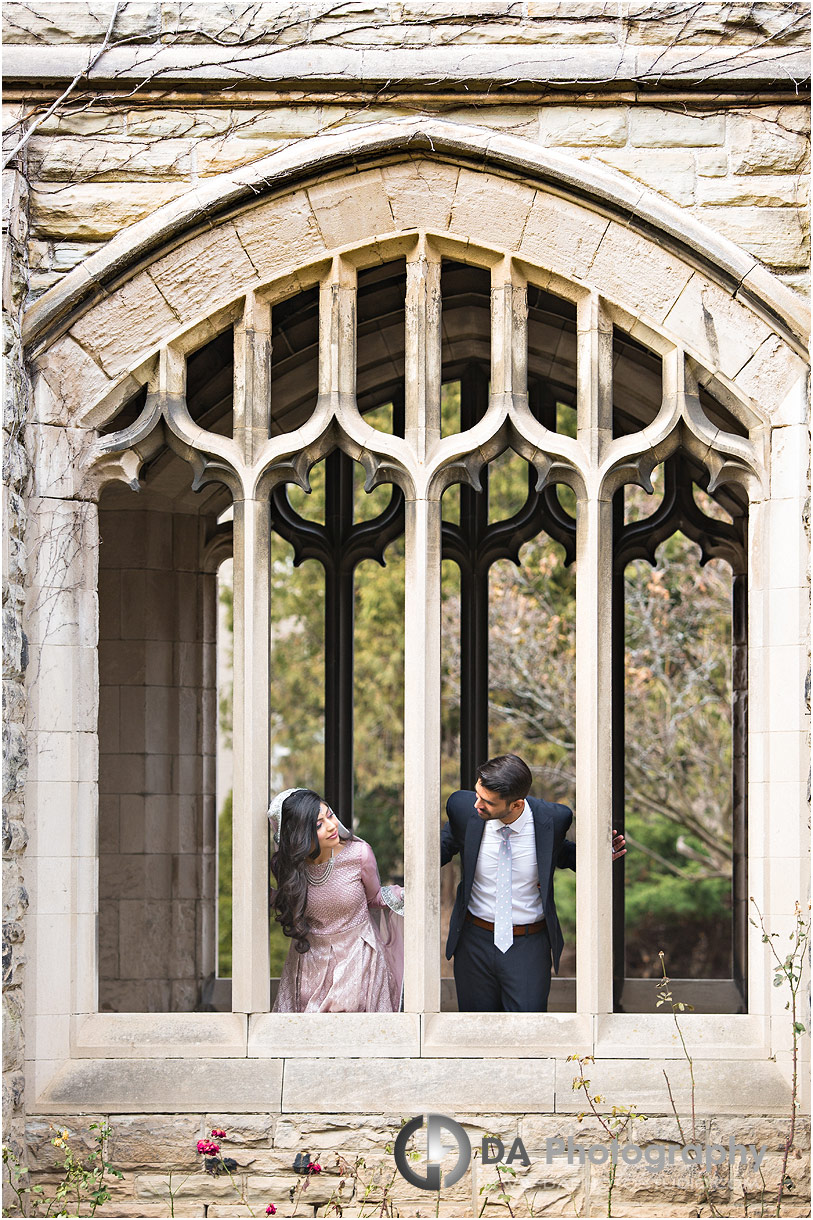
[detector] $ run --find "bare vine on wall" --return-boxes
[2,160,32,1165]
[1,1,809,1207]
[3,3,810,192]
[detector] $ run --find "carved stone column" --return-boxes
[231,295,272,1013]
[403,238,442,1013]
[575,292,614,1016]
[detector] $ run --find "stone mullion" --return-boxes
[403,238,442,1014]
[150,341,187,406]
[404,237,441,461]
[319,255,357,410]
[575,292,614,1018]
[491,257,528,410]
[230,299,273,1014]
[577,292,613,464]
[233,292,272,467]
[231,497,272,1013]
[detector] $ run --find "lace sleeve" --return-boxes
[380,885,404,916]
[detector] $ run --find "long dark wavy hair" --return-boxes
[270,789,352,954]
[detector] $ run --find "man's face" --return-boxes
[474,780,524,823]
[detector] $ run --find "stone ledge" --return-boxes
[282,1057,557,1113]
[249,1012,420,1057]
[4,43,810,88]
[422,1011,591,1056]
[72,1013,248,1058]
[554,1057,793,1116]
[593,1013,770,1059]
[30,1057,284,1113]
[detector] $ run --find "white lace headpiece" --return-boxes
[268,788,353,847]
[267,787,305,845]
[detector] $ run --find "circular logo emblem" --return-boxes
[393,1114,472,1191]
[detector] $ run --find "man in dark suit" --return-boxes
[441,753,625,1012]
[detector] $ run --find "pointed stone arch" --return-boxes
[28,116,807,438]
[21,114,809,1110]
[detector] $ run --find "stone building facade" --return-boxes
[2,3,810,1216]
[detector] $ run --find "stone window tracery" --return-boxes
[94,235,762,1020]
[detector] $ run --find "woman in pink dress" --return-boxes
[268,788,404,1012]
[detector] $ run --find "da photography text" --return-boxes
[541,1134,768,1174]
[393,1115,767,1191]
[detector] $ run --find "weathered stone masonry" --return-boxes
[2,160,30,1169]
[2,3,811,1217]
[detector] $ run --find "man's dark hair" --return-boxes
[476,754,532,803]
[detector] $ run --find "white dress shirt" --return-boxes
[468,800,545,924]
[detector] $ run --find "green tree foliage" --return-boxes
[217,790,233,977]
[217,790,292,978]
[621,533,734,977]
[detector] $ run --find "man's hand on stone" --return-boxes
[612,829,627,861]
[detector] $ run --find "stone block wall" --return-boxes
[19,1110,812,1218]
[2,161,31,1170]
[2,3,810,304]
[15,99,810,300]
[2,4,810,1216]
[98,498,218,1012]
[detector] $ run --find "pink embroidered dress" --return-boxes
[273,837,404,1013]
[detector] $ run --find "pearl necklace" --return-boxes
[306,853,334,885]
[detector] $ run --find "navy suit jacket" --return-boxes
[441,790,576,971]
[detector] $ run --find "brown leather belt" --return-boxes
[466,912,545,936]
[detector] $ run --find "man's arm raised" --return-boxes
[556,827,627,871]
[441,791,467,867]
[441,818,458,867]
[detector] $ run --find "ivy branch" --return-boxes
[568,1054,647,1218]
[656,953,724,1217]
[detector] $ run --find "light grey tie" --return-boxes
[494,825,513,953]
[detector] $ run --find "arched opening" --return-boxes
[613,445,748,1013]
[92,235,755,1015]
